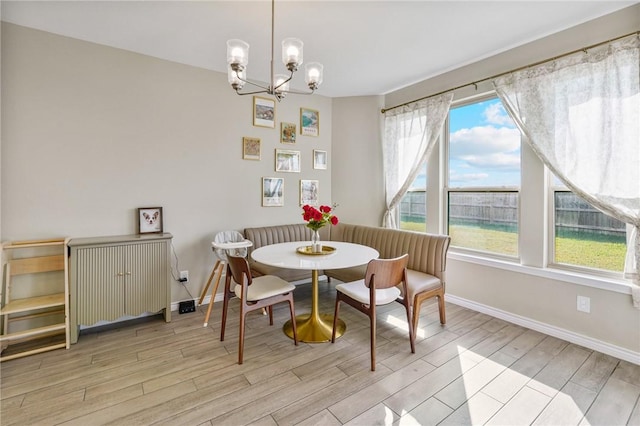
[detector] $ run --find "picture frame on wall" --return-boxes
[253,96,276,128]
[300,180,319,206]
[300,107,319,136]
[262,177,284,207]
[242,137,261,160]
[313,150,327,170]
[275,149,301,173]
[280,122,297,144]
[137,207,163,234]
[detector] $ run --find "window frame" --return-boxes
[444,93,522,260]
[547,176,626,279]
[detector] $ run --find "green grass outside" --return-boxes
[401,221,626,271]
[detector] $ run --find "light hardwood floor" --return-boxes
[2,279,639,425]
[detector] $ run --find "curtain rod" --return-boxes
[380,31,639,114]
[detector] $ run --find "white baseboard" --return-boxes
[446,294,640,365]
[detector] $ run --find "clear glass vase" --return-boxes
[311,229,322,253]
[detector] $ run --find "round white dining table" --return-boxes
[251,241,379,343]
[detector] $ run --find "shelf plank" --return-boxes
[0,293,65,315]
[9,255,65,276]
[0,342,66,361]
[0,323,66,342]
[2,239,67,249]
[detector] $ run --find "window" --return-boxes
[551,179,627,273]
[393,87,630,284]
[447,96,522,257]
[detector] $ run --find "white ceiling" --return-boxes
[1,1,636,98]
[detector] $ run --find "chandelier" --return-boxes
[226,0,323,101]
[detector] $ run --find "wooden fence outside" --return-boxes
[400,190,626,237]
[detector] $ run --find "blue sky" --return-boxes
[450,97,521,187]
[411,97,521,189]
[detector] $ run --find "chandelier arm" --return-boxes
[234,71,271,92]
[273,70,294,92]
[281,87,316,96]
[234,88,270,96]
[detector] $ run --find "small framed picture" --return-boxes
[313,150,327,170]
[137,207,163,234]
[300,180,319,206]
[281,122,297,144]
[254,96,275,128]
[275,149,301,173]
[300,107,319,136]
[242,137,261,160]
[262,177,284,207]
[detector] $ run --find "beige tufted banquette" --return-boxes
[243,222,450,332]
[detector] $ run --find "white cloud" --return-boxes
[484,103,514,127]
[459,152,520,169]
[449,171,489,183]
[450,125,520,157]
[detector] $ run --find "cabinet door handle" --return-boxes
[126,272,132,275]
[116,272,124,277]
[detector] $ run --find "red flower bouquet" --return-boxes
[302,204,339,231]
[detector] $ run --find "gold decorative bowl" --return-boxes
[296,245,337,255]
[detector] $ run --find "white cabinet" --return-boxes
[69,233,172,343]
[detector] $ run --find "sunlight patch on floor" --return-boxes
[384,314,426,339]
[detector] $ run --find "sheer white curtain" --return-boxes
[493,34,640,306]
[382,93,453,228]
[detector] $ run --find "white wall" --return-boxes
[1,23,332,302]
[331,95,385,226]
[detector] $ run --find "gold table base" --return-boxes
[283,314,345,343]
[282,269,346,343]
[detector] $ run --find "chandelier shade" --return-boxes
[226,0,323,101]
[282,38,303,71]
[305,62,323,90]
[226,39,249,71]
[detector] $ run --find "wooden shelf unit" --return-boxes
[1,238,70,361]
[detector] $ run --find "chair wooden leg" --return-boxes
[438,294,446,324]
[412,297,422,338]
[238,301,248,364]
[268,306,274,325]
[288,297,298,346]
[203,261,224,327]
[370,305,376,371]
[331,295,341,343]
[238,308,247,365]
[198,260,220,305]
[405,301,415,354]
[220,275,232,341]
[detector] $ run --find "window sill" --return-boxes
[448,251,633,295]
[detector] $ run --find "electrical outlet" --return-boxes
[179,270,189,283]
[577,295,590,313]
